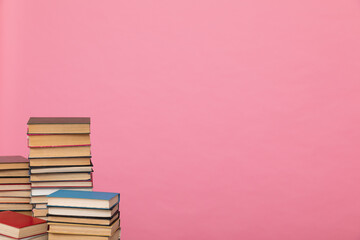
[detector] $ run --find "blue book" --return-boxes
[48,190,120,209]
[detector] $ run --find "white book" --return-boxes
[31,188,92,196]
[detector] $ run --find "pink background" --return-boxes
[1,0,360,239]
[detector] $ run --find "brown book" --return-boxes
[48,230,120,240]
[32,180,92,188]
[30,172,92,182]
[0,197,31,203]
[0,156,29,170]
[0,191,31,197]
[48,212,119,226]
[0,203,33,211]
[48,220,119,236]
[30,196,48,204]
[0,170,29,177]
[0,184,31,191]
[30,166,93,174]
[0,178,30,184]
[29,134,91,147]
[30,158,91,167]
[33,208,48,217]
[28,117,90,134]
[29,146,91,158]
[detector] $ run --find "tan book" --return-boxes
[48,212,119,226]
[48,220,119,236]
[33,208,48,217]
[35,204,47,209]
[29,146,91,158]
[48,204,119,218]
[0,203,33,211]
[0,184,31,191]
[31,166,92,174]
[30,158,91,167]
[0,170,29,177]
[29,134,91,147]
[30,196,48,204]
[0,178,30,184]
[27,117,90,134]
[31,173,91,182]
[48,230,120,240]
[0,191,31,197]
[0,156,29,170]
[32,180,92,188]
[0,197,31,203]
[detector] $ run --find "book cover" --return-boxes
[0,211,46,228]
[28,117,90,125]
[48,190,119,202]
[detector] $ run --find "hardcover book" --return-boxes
[0,156,29,170]
[0,211,47,239]
[47,190,120,209]
[27,117,90,134]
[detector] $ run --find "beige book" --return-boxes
[29,134,90,147]
[31,172,91,182]
[0,203,33,211]
[0,170,29,177]
[48,220,119,236]
[0,178,30,184]
[32,181,92,188]
[0,191,31,197]
[30,158,91,167]
[30,196,48,204]
[0,184,31,191]
[29,146,91,158]
[48,229,120,240]
[0,197,31,203]
[33,208,48,217]
[48,212,119,226]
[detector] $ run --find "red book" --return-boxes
[0,211,47,239]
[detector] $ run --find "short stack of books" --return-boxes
[0,211,47,240]
[27,117,93,219]
[47,190,120,240]
[0,156,32,216]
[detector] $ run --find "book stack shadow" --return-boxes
[0,156,32,216]
[47,190,120,240]
[27,117,94,220]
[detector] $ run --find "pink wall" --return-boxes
[1,0,360,239]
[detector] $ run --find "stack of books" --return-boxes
[0,156,32,216]
[27,117,93,219]
[0,211,47,240]
[47,190,120,240]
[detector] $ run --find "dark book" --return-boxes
[0,156,29,170]
[27,117,90,134]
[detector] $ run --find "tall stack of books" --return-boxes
[0,211,48,240]
[27,117,93,219]
[0,156,32,216]
[47,190,120,240]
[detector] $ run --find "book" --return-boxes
[48,204,119,218]
[30,158,91,167]
[48,190,119,209]
[0,233,47,240]
[0,197,31,203]
[48,230,120,240]
[0,184,31,191]
[0,170,29,177]
[0,211,47,239]
[28,134,91,148]
[30,172,92,182]
[32,208,48,217]
[13,211,33,216]
[34,204,47,209]
[0,156,29,170]
[30,166,93,174]
[0,191,31,197]
[31,188,92,196]
[30,196,48,204]
[27,117,90,134]
[31,180,92,188]
[0,204,33,211]
[0,178,30,184]
[29,146,91,158]
[47,211,119,226]
[48,220,119,236]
